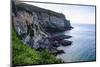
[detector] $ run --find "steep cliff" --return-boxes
[12,2,72,53]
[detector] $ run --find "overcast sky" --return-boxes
[22,1,95,24]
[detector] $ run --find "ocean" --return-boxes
[57,24,96,62]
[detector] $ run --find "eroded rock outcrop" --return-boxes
[12,1,72,54]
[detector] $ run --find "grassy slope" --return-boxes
[12,30,62,66]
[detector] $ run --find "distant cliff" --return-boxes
[12,2,72,53]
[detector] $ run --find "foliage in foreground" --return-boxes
[12,30,62,66]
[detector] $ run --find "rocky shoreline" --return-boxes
[12,1,73,56]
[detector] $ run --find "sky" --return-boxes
[22,1,95,24]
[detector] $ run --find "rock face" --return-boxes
[12,1,72,54]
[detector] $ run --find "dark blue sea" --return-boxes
[57,24,96,62]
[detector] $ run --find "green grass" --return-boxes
[12,30,62,66]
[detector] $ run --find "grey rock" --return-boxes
[57,50,65,54]
[15,3,72,33]
[52,41,60,47]
[12,1,72,54]
[50,35,72,41]
[60,40,72,46]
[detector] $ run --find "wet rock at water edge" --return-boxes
[60,40,72,46]
[50,35,72,41]
[57,50,65,54]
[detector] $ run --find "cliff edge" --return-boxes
[12,1,72,53]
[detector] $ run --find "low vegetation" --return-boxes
[12,30,62,66]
